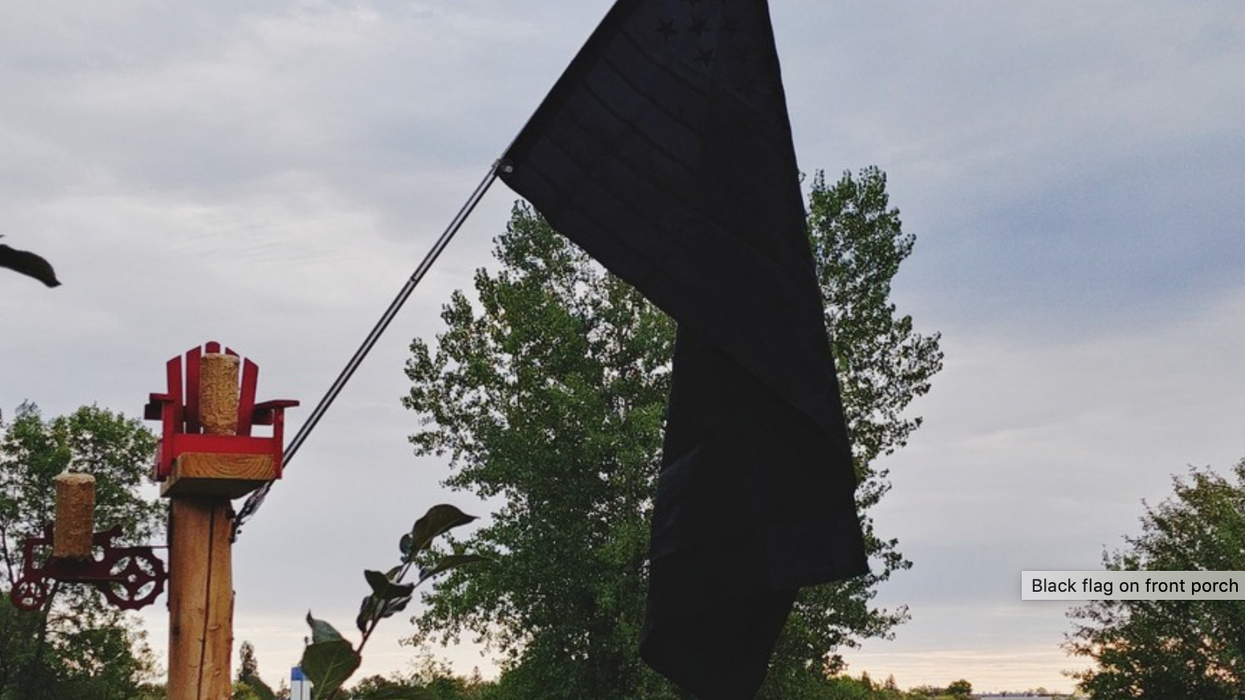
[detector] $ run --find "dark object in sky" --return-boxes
[0,236,61,287]
[498,0,868,697]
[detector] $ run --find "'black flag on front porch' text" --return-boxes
[499,1,868,696]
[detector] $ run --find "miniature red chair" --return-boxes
[145,342,298,497]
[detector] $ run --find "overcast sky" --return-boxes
[3,0,1244,694]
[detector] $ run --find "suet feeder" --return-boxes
[9,472,166,612]
[52,472,95,559]
[145,341,298,497]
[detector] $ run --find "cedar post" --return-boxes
[167,353,239,700]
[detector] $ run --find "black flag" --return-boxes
[498,0,868,697]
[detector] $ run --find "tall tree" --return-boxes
[762,168,940,697]
[407,203,677,699]
[1065,461,1245,700]
[235,640,276,700]
[0,403,163,700]
[239,640,260,680]
[404,167,940,699]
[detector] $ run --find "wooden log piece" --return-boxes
[161,453,277,498]
[52,472,95,560]
[200,353,239,436]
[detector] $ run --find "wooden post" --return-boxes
[167,354,238,700]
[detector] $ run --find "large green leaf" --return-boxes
[364,569,415,600]
[356,595,379,634]
[305,611,345,644]
[356,569,416,632]
[299,640,360,700]
[417,554,493,585]
[403,504,476,561]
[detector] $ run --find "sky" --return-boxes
[3,0,1244,694]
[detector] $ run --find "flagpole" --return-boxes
[233,160,503,538]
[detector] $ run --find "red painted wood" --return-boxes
[144,393,171,421]
[237,359,258,437]
[160,357,184,479]
[185,346,202,435]
[147,343,298,483]
[251,400,298,425]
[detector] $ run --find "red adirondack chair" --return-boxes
[145,342,298,489]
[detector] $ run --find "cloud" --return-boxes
[777,1,1245,336]
[5,0,1245,693]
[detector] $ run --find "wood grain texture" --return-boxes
[199,354,239,436]
[161,453,276,498]
[52,472,95,559]
[167,497,234,700]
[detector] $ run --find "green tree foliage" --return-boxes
[944,679,971,699]
[698,671,917,700]
[235,640,276,700]
[411,664,491,700]
[1065,461,1245,699]
[234,679,274,700]
[762,168,941,697]
[404,167,940,699]
[345,675,424,699]
[0,403,163,700]
[405,203,678,700]
[239,640,261,679]
[344,659,493,700]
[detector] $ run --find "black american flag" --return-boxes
[499,1,868,697]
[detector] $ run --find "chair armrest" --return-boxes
[251,399,300,425]
[144,392,175,421]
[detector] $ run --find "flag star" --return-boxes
[696,47,715,66]
[688,15,709,37]
[655,18,677,40]
[719,15,739,33]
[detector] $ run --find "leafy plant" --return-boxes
[300,504,490,700]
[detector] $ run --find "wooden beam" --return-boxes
[161,453,276,499]
[168,496,234,700]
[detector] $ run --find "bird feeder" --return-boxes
[52,472,96,559]
[145,341,298,497]
[9,472,166,612]
[145,341,298,700]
